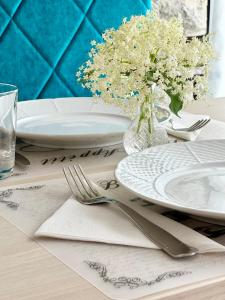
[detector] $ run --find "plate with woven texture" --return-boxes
[16,97,170,149]
[116,140,225,220]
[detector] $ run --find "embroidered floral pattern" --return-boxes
[85,261,191,289]
[0,185,45,210]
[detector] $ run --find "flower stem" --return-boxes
[137,92,154,134]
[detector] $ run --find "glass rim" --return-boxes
[0,83,18,96]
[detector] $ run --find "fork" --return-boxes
[63,164,198,258]
[170,118,210,132]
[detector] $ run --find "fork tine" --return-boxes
[189,119,210,131]
[197,118,210,130]
[75,164,100,198]
[69,165,92,200]
[72,165,94,199]
[170,118,210,132]
[187,120,203,131]
[63,167,85,201]
[192,119,206,130]
[68,165,92,200]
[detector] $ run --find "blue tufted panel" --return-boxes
[0,0,151,101]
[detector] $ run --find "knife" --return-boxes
[92,181,198,258]
[15,151,30,166]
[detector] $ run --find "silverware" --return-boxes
[188,214,225,226]
[15,151,30,166]
[63,164,198,258]
[170,118,210,132]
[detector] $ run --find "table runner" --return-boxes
[1,117,225,299]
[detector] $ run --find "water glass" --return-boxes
[0,83,18,180]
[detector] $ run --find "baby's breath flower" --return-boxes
[76,11,214,116]
[90,40,97,46]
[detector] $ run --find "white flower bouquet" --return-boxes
[77,12,213,152]
[77,12,213,113]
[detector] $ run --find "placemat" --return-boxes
[1,117,225,299]
[1,172,225,300]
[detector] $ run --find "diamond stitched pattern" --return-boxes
[0,0,150,100]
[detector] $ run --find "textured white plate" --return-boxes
[17,97,170,149]
[116,140,225,220]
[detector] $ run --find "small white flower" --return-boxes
[90,40,97,46]
[76,11,214,116]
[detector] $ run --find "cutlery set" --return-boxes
[14,115,212,258]
[63,164,199,258]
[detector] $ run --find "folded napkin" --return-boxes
[35,193,225,253]
[165,111,210,141]
[35,198,156,248]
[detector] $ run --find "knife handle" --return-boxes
[112,200,198,258]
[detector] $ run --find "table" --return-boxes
[0,98,225,300]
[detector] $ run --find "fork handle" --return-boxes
[112,200,198,258]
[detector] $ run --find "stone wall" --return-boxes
[152,0,208,36]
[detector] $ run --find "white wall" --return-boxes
[208,0,225,98]
[152,0,207,36]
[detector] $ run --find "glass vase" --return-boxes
[123,87,169,155]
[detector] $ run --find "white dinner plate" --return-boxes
[115,139,225,220]
[17,97,170,149]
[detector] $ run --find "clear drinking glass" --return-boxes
[0,83,18,179]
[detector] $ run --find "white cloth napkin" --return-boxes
[165,112,210,141]
[35,198,155,248]
[35,196,225,253]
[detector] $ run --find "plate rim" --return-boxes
[17,97,171,124]
[16,111,130,138]
[115,139,225,220]
[16,97,171,148]
[16,98,128,147]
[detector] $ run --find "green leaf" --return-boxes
[150,53,156,62]
[145,70,155,82]
[168,93,183,116]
